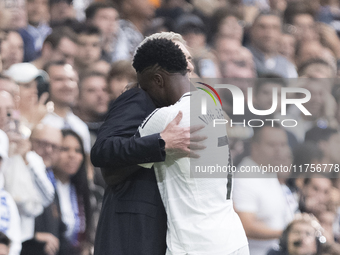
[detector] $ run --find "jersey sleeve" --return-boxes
[138,107,179,168]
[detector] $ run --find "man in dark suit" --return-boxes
[91,32,200,255]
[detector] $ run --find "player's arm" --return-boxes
[236,211,282,240]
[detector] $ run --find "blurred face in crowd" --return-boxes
[252,127,290,167]
[30,124,62,167]
[78,75,109,121]
[0,78,20,106]
[319,132,340,164]
[48,37,78,67]
[254,82,282,113]
[215,37,240,63]
[122,0,155,20]
[109,76,129,101]
[48,64,78,107]
[18,79,38,111]
[91,7,119,37]
[0,91,15,130]
[49,1,75,23]
[287,221,317,255]
[1,31,24,70]
[76,33,101,68]
[279,33,296,63]
[300,63,335,79]
[301,81,325,119]
[27,0,49,26]
[292,14,319,43]
[302,178,332,211]
[296,41,333,67]
[217,15,244,42]
[251,14,281,55]
[0,243,9,255]
[0,0,27,29]
[54,134,83,181]
[182,31,206,52]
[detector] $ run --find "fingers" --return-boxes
[38,92,49,106]
[189,142,206,150]
[190,134,207,143]
[171,111,183,126]
[190,124,205,134]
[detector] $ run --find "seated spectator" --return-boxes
[0,130,21,255]
[299,175,333,218]
[106,60,137,102]
[0,91,16,132]
[267,213,326,255]
[20,124,64,255]
[85,2,130,62]
[248,11,297,78]
[298,58,336,79]
[278,32,296,65]
[4,63,49,129]
[0,232,10,255]
[305,127,340,166]
[49,0,76,25]
[0,75,20,108]
[295,41,336,71]
[41,61,91,153]
[233,124,294,255]
[284,1,319,44]
[19,0,51,62]
[115,0,156,58]
[74,26,102,74]
[1,31,24,71]
[30,123,62,169]
[31,27,78,69]
[0,0,27,30]
[175,14,219,78]
[51,129,93,254]
[209,7,244,44]
[73,72,109,139]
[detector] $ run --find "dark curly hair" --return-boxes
[132,38,187,75]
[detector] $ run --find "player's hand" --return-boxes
[35,232,59,255]
[161,111,206,159]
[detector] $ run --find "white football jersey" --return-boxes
[138,90,248,255]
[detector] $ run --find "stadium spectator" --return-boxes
[1,31,24,71]
[73,72,109,138]
[4,63,49,129]
[74,26,102,73]
[49,0,76,25]
[298,58,336,79]
[52,129,93,254]
[19,0,51,62]
[267,213,326,255]
[41,61,91,153]
[176,14,219,78]
[31,27,78,69]
[0,232,10,255]
[106,60,137,101]
[0,130,21,255]
[278,32,296,65]
[0,75,20,108]
[305,126,340,166]
[85,2,130,62]
[115,0,156,58]
[30,123,62,169]
[233,125,294,255]
[248,12,298,78]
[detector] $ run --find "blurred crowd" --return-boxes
[1,0,340,255]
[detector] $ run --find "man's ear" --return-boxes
[153,73,164,88]
[42,42,53,59]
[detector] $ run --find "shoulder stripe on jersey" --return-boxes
[178,94,192,102]
[142,108,160,128]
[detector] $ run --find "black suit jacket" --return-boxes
[91,88,167,255]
